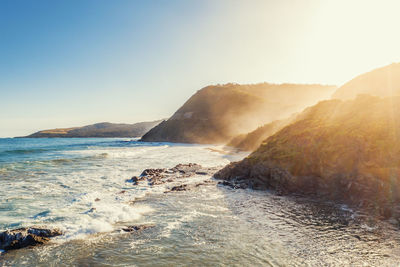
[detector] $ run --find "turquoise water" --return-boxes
[1,138,400,266]
[0,138,236,233]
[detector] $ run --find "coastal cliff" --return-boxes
[141,83,336,144]
[215,95,400,219]
[21,121,162,138]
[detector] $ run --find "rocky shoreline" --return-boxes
[127,163,220,193]
[4,160,398,254]
[214,159,400,222]
[0,163,220,253]
[0,227,62,252]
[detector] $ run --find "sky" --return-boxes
[1,0,400,137]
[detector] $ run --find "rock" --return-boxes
[140,168,166,177]
[171,163,202,174]
[0,227,63,251]
[218,180,234,187]
[170,184,189,192]
[127,176,141,184]
[164,180,217,193]
[95,198,100,202]
[121,224,154,233]
[128,163,217,187]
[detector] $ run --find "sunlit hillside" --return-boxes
[332,63,400,100]
[141,83,336,144]
[226,118,293,151]
[216,94,400,218]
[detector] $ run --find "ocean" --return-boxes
[1,138,400,266]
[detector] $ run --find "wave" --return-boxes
[0,148,52,156]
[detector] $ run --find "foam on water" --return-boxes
[0,138,244,242]
[2,139,400,266]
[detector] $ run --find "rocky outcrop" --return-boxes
[0,227,62,251]
[20,120,162,138]
[215,95,400,219]
[141,83,336,144]
[127,163,218,186]
[126,163,218,193]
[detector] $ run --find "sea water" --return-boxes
[1,138,400,266]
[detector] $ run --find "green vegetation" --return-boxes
[227,119,292,151]
[217,95,400,218]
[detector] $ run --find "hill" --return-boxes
[141,83,336,144]
[215,95,400,219]
[226,118,293,151]
[332,63,400,100]
[21,120,162,138]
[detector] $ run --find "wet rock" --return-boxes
[140,168,166,178]
[128,163,218,187]
[0,227,63,251]
[218,180,234,187]
[127,176,142,184]
[171,163,202,174]
[164,180,217,193]
[121,224,154,233]
[170,184,189,192]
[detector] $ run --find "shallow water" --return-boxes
[1,138,400,266]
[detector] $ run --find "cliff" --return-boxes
[21,120,162,138]
[215,95,400,219]
[141,83,336,144]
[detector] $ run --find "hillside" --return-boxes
[215,95,400,219]
[21,120,162,138]
[141,83,336,144]
[226,118,293,151]
[332,63,400,99]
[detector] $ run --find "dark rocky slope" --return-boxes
[332,63,400,100]
[215,95,400,219]
[21,120,162,138]
[141,83,336,144]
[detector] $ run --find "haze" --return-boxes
[1,0,400,137]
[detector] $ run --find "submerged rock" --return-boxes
[121,224,154,233]
[163,180,217,193]
[169,184,189,192]
[0,227,62,251]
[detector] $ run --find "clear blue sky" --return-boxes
[1,0,400,137]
